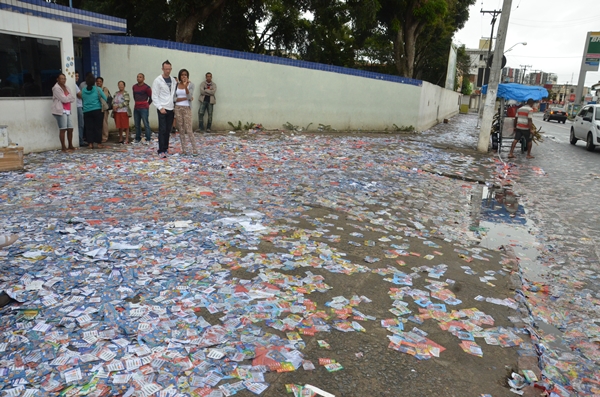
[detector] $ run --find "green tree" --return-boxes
[375,0,448,78]
[453,44,472,93]
[353,0,475,81]
[54,0,476,86]
[191,0,309,56]
[169,0,229,43]
[297,1,355,66]
[58,0,227,43]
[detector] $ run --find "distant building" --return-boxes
[465,38,494,89]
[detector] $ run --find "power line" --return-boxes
[512,14,600,23]
[509,54,582,59]
[509,21,597,29]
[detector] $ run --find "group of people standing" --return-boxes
[51,61,216,156]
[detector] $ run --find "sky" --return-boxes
[453,0,600,89]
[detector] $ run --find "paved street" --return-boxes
[0,114,598,396]
[420,112,600,395]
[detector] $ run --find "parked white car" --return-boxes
[570,104,600,151]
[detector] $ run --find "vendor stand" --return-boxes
[482,83,549,153]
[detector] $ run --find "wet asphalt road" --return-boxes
[504,113,600,285]
[423,112,600,393]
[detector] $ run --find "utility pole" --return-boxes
[520,64,532,84]
[477,0,513,153]
[481,9,502,85]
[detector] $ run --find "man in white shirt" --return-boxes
[152,60,177,158]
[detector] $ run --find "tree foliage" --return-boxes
[53,0,477,85]
[456,45,472,94]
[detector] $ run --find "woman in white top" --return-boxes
[174,69,196,155]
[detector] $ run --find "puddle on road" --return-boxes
[471,185,545,282]
[470,185,568,347]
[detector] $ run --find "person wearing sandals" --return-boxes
[112,81,132,144]
[51,73,77,152]
[81,73,107,149]
[174,69,197,155]
[96,77,112,143]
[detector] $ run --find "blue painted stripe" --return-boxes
[0,3,127,33]
[14,0,126,24]
[93,34,422,87]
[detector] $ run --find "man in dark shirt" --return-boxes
[132,73,153,144]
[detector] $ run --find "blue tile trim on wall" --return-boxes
[16,0,126,24]
[94,34,423,87]
[0,3,126,33]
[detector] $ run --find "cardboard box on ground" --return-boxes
[0,147,24,172]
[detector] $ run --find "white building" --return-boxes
[464,39,495,89]
[0,0,126,152]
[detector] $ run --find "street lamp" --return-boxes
[504,42,527,53]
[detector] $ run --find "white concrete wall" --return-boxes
[0,10,78,153]
[416,82,460,131]
[99,43,459,133]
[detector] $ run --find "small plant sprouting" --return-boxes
[283,122,313,131]
[228,121,243,131]
[392,124,414,132]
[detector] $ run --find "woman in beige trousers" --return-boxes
[96,77,111,143]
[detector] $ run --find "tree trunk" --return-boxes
[393,29,404,76]
[402,18,419,78]
[392,18,420,78]
[176,15,202,43]
[175,0,229,43]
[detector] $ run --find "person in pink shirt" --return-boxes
[51,73,76,152]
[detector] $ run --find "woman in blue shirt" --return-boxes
[81,73,107,149]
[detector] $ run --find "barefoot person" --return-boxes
[509,98,535,159]
[51,73,76,152]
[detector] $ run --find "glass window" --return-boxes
[578,107,588,117]
[586,108,594,118]
[0,33,62,98]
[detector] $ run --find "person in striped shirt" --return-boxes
[509,98,535,159]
